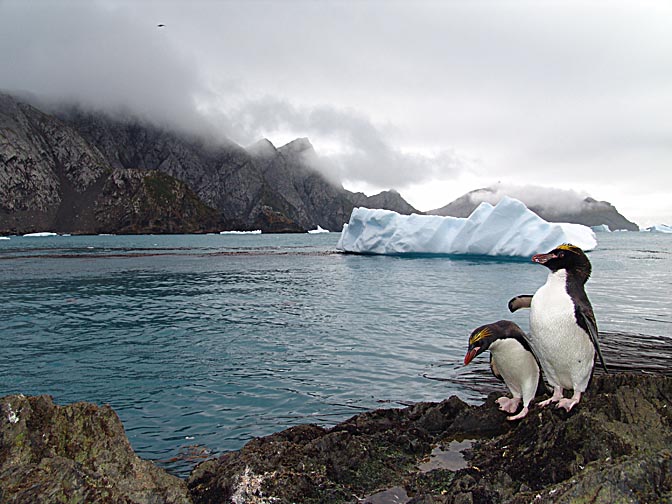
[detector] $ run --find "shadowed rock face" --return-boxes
[0,94,224,235]
[2,374,671,503]
[0,394,192,504]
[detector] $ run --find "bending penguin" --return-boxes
[464,320,539,421]
[509,243,607,412]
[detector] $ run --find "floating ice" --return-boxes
[23,232,58,237]
[220,230,262,235]
[645,224,672,233]
[308,225,330,234]
[337,196,597,257]
[591,224,611,233]
[0,236,9,240]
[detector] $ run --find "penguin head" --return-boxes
[464,323,498,365]
[532,243,592,280]
[464,320,530,365]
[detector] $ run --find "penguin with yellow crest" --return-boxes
[464,320,539,421]
[509,243,607,412]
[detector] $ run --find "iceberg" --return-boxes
[308,225,330,234]
[337,196,597,258]
[219,230,262,235]
[23,232,58,237]
[591,224,611,233]
[645,224,672,233]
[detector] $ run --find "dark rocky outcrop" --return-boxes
[2,374,671,503]
[0,394,191,504]
[94,169,224,234]
[186,373,672,503]
[429,187,639,231]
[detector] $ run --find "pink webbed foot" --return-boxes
[507,406,529,421]
[556,393,582,412]
[496,396,521,414]
[539,387,564,408]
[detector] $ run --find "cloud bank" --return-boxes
[1,0,670,223]
[0,1,207,134]
[468,184,592,218]
[205,96,468,188]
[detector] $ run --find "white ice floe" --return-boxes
[0,236,10,240]
[23,232,58,237]
[219,230,262,235]
[337,196,597,257]
[645,224,672,233]
[591,224,611,233]
[308,225,330,234]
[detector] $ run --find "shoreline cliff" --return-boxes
[2,373,671,503]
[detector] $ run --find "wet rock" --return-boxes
[188,374,672,503]
[3,374,671,503]
[0,394,191,504]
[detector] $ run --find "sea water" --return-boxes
[1,232,670,475]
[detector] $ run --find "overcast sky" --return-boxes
[1,0,671,225]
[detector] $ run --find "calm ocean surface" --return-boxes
[1,232,670,475]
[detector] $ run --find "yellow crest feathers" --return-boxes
[557,243,582,253]
[469,327,491,345]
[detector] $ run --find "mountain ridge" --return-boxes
[0,92,419,234]
[429,186,639,231]
[1,92,639,234]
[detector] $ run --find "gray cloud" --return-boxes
[0,0,206,134]
[470,184,591,218]
[1,0,670,223]
[210,96,469,188]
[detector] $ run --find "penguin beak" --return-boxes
[464,347,480,365]
[532,252,555,264]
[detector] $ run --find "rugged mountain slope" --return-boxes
[0,93,223,234]
[246,137,355,231]
[95,169,223,234]
[0,93,107,232]
[56,107,267,229]
[350,188,419,215]
[1,92,419,234]
[430,187,639,231]
[59,108,418,232]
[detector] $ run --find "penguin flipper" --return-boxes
[578,310,608,373]
[508,295,533,313]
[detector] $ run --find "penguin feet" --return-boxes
[507,406,529,421]
[496,396,521,414]
[556,392,582,412]
[539,387,564,407]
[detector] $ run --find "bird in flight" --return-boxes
[157,24,166,28]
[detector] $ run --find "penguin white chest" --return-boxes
[529,270,594,391]
[489,338,539,399]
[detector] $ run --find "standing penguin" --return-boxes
[464,320,540,421]
[509,243,607,412]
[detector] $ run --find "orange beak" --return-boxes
[532,252,555,264]
[464,347,480,365]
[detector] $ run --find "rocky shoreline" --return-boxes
[2,373,671,503]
